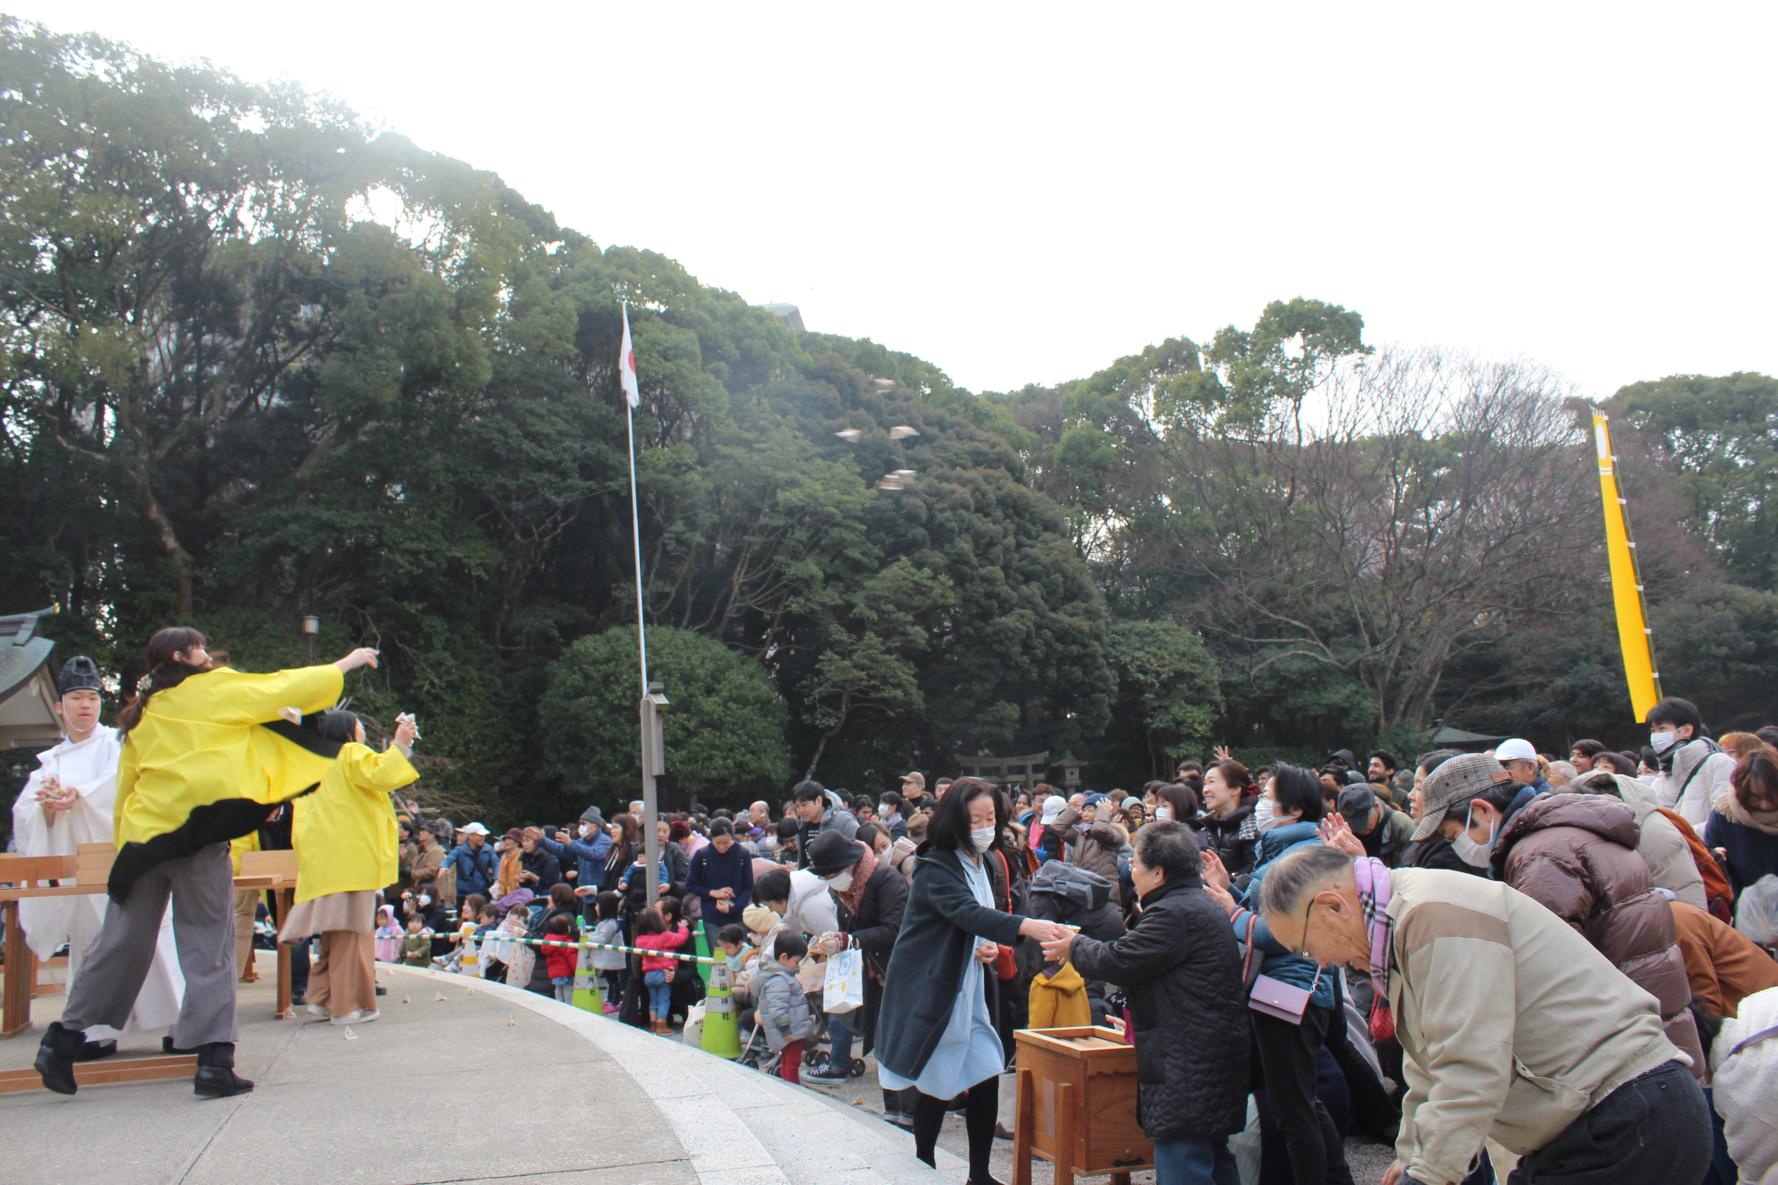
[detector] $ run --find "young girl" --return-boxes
[633,905,690,1034]
[401,915,433,967]
[542,913,578,1003]
[588,891,627,1014]
[374,904,402,963]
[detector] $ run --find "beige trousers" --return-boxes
[309,930,377,1017]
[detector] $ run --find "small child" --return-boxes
[401,915,434,967]
[374,904,402,963]
[487,905,533,985]
[543,913,578,1003]
[716,922,757,1002]
[753,932,816,1083]
[588,891,627,1014]
[633,905,691,1035]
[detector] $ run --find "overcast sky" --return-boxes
[11,2,1776,398]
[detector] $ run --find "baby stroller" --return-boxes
[737,1011,781,1075]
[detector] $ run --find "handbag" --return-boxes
[990,850,1019,981]
[1249,965,1321,1025]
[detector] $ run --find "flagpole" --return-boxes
[621,300,663,908]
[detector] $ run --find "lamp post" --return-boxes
[639,681,670,903]
[301,615,319,664]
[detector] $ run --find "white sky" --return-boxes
[11,2,1777,398]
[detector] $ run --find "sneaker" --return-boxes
[305,1004,330,1019]
[330,1009,380,1026]
[802,1061,850,1085]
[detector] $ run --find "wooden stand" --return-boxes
[1013,1027,1153,1185]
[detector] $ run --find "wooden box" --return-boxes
[1013,1027,1153,1185]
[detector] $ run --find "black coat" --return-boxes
[834,862,909,1054]
[876,846,1026,1081]
[1069,876,1250,1142]
[520,846,562,896]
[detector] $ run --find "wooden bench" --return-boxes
[0,844,301,1040]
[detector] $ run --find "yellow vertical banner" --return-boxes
[1592,412,1661,722]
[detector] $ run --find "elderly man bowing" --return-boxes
[1255,844,1709,1185]
[1040,821,1249,1185]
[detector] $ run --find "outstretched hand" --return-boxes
[1213,744,1233,764]
[1318,813,1365,858]
[1199,849,1230,892]
[336,647,380,673]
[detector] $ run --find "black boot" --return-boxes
[193,1042,254,1099]
[35,1020,86,1094]
[163,1035,195,1056]
[74,1038,118,1062]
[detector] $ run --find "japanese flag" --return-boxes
[618,301,640,408]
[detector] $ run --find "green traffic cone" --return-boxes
[571,919,604,1014]
[699,957,741,1060]
[694,919,714,987]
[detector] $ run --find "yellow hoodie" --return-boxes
[115,664,345,848]
[1028,959,1093,1029]
[291,742,418,903]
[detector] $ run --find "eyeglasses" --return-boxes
[1296,895,1319,958]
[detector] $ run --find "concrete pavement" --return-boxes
[0,963,967,1185]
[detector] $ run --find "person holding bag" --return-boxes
[874,778,1074,1183]
[801,830,908,1102]
[1201,764,1353,1185]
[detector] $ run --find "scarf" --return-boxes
[1353,856,1396,1041]
[835,841,878,917]
[1714,786,1778,836]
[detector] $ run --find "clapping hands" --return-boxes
[1317,813,1365,858]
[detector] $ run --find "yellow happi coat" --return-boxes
[292,742,418,904]
[115,664,345,847]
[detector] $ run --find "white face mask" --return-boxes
[827,869,854,892]
[879,804,894,817]
[1450,804,1500,868]
[1649,729,1681,755]
[578,823,594,838]
[969,826,997,852]
[1253,795,1277,832]
[417,895,431,907]
[1154,806,1174,822]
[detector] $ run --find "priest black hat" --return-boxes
[57,655,103,696]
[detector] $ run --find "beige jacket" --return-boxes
[1611,775,1708,910]
[1387,869,1683,1185]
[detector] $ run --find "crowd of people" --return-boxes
[11,631,1778,1185]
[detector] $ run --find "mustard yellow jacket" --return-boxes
[292,742,418,903]
[116,664,345,847]
[1028,960,1093,1029]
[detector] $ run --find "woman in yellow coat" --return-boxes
[281,710,419,1026]
[38,627,381,1098]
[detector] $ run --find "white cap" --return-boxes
[461,821,491,837]
[1494,739,1538,763]
[1040,795,1067,824]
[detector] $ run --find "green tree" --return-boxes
[1101,620,1223,782]
[539,626,792,812]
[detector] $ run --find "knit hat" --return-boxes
[742,904,778,935]
[1413,753,1515,842]
[1039,795,1067,824]
[579,805,606,826]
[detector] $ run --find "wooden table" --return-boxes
[0,844,299,1038]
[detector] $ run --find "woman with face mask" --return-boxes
[875,778,1076,1181]
[800,828,909,1106]
[1200,766,1352,1185]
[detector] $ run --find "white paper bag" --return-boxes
[822,947,864,1014]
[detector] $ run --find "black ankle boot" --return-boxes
[163,1035,195,1055]
[74,1038,118,1062]
[193,1042,254,1099]
[35,1020,86,1094]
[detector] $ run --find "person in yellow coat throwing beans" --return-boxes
[281,709,419,1026]
[36,626,381,1100]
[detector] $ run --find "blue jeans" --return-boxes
[643,970,671,1019]
[1154,1137,1237,1185]
[827,1013,854,1069]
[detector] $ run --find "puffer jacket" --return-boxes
[1070,874,1249,1141]
[1492,792,1706,1078]
[1028,961,1093,1029]
[1053,805,1126,905]
[1197,805,1259,881]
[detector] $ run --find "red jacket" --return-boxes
[635,924,690,973]
[543,934,579,980]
